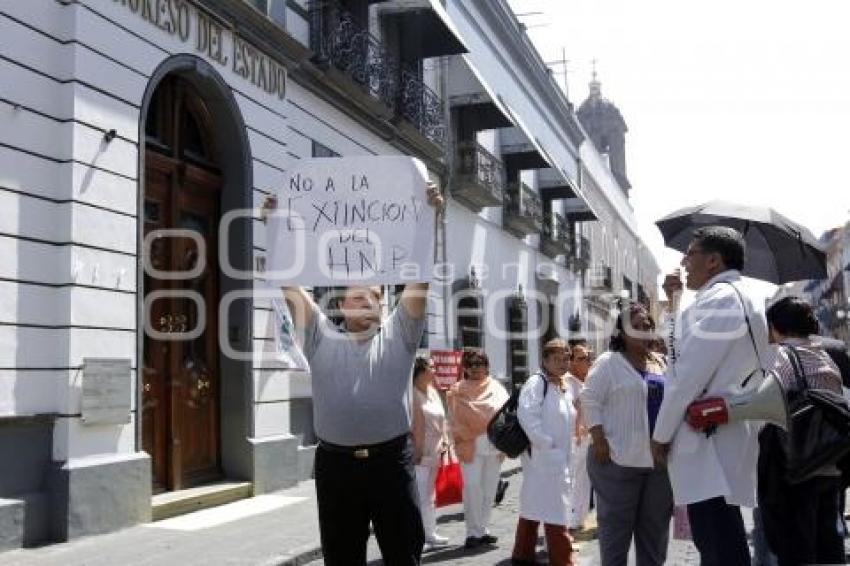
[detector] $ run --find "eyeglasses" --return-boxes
[684,247,706,258]
[466,361,487,369]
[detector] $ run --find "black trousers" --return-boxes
[687,497,751,566]
[315,434,424,566]
[760,475,845,566]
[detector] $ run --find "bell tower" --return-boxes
[577,65,631,194]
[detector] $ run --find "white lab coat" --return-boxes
[517,372,575,525]
[653,270,771,507]
[567,376,591,528]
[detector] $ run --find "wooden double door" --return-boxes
[142,77,222,492]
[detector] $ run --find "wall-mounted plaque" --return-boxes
[81,358,132,425]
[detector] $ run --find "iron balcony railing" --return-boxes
[541,212,571,258]
[569,234,591,270]
[400,69,445,146]
[310,4,398,110]
[309,2,446,146]
[504,182,543,235]
[454,141,505,205]
[543,213,570,244]
[590,264,613,290]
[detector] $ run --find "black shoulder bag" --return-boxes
[487,376,548,458]
[781,346,850,484]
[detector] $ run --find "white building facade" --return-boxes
[0,0,657,549]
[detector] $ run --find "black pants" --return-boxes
[687,497,751,566]
[315,434,424,566]
[760,475,845,566]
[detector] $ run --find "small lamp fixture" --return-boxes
[103,129,117,143]
[469,266,480,289]
[514,284,527,309]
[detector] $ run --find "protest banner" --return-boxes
[431,349,463,391]
[266,156,435,286]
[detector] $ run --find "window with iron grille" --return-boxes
[507,295,529,387]
[542,300,558,344]
[457,292,484,349]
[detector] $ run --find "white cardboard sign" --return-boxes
[266,156,435,286]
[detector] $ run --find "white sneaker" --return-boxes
[423,534,450,552]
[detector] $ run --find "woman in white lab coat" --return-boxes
[510,338,576,566]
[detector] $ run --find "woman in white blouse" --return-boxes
[411,356,450,551]
[511,338,577,566]
[581,303,673,566]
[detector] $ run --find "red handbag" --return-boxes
[434,451,463,507]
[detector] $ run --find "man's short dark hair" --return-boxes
[461,348,489,368]
[413,356,431,379]
[692,226,746,271]
[767,296,819,338]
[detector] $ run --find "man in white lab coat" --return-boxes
[651,226,770,566]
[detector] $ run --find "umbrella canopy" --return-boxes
[656,200,827,284]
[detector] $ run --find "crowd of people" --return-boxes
[276,187,849,566]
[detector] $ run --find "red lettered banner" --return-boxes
[431,350,463,391]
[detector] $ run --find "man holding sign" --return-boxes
[264,157,441,566]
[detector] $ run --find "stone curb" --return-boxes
[266,544,324,566]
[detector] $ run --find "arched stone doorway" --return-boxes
[139,57,253,492]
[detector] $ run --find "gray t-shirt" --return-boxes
[303,301,426,446]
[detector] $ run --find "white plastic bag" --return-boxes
[271,297,309,370]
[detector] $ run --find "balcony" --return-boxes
[590,265,613,291]
[540,213,571,259]
[570,235,591,271]
[399,69,445,146]
[309,2,448,149]
[310,6,398,113]
[452,141,505,211]
[503,182,543,237]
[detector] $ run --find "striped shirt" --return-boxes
[773,338,842,394]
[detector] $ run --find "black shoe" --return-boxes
[494,479,509,505]
[479,534,498,545]
[464,536,482,549]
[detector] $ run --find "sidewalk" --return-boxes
[8,459,842,566]
[3,462,526,566]
[3,478,323,566]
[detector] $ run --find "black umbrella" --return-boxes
[656,200,827,284]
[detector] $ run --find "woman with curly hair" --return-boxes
[581,302,673,566]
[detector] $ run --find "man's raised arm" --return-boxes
[282,286,315,331]
[262,195,317,331]
[399,282,429,320]
[398,180,442,319]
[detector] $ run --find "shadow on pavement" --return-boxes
[422,544,500,563]
[436,512,464,524]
